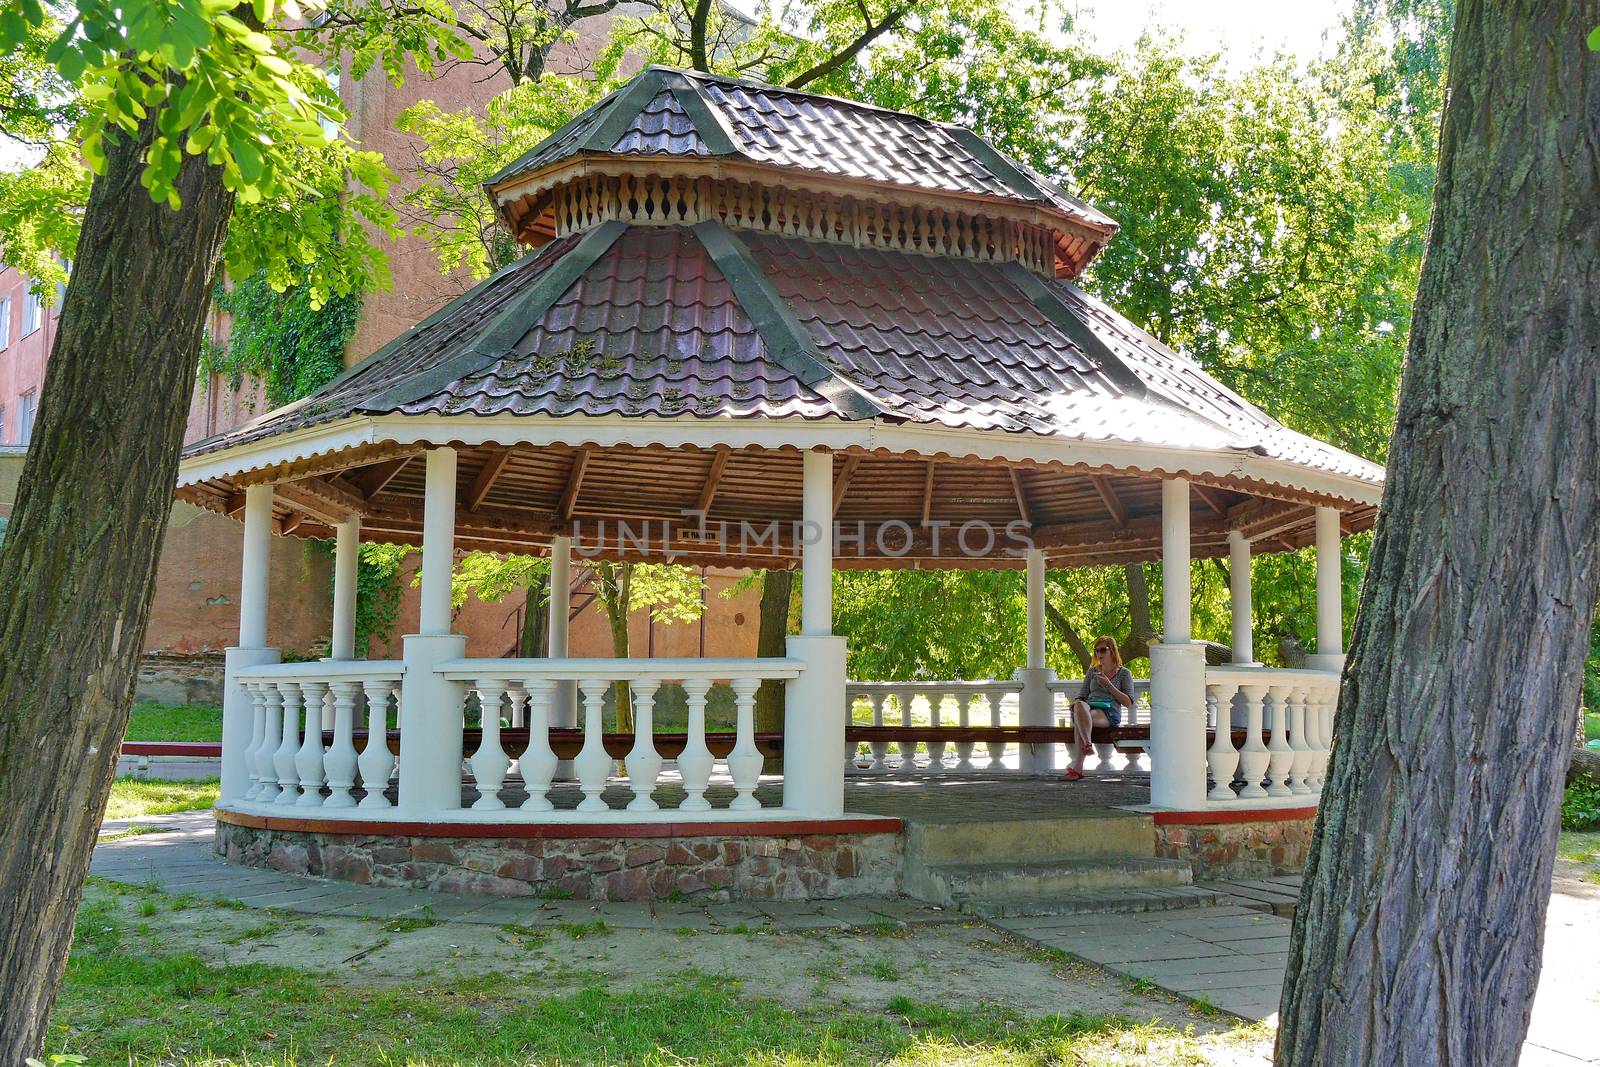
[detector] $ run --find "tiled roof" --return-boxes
[485,67,1115,234]
[182,224,1384,490]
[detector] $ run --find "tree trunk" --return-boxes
[0,112,232,1057]
[517,571,549,658]
[595,561,633,731]
[1276,6,1600,1064]
[1043,597,1092,670]
[755,568,793,771]
[1121,563,1160,664]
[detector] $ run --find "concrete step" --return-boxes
[910,855,1194,907]
[961,884,1225,919]
[904,812,1157,866]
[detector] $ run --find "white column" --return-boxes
[1025,547,1046,669]
[222,484,280,801]
[419,446,457,636]
[1162,478,1192,643]
[801,449,833,636]
[1228,530,1254,664]
[1316,506,1342,656]
[330,514,360,660]
[396,446,467,813]
[785,448,846,816]
[238,485,274,648]
[1150,476,1206,809]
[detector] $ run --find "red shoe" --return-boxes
[1059,768,1085,782]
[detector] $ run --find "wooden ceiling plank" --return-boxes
[1089,475,1127,527]
[558,448,591,521]
[466,449,515,513]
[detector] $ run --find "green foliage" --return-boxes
[1562,779,1600,832]
[203,268,361,407]
[0,0,401,307]
[453,550,547,608]
[355,543,412,656]
[836,570,1026,680]
[1585,613,1600,715]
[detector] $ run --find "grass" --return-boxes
[1557,830,1600,884]
[1586,710,1600,744]
[103,778,219,821]
[124,701,222,743]
[49,897,1255,1066]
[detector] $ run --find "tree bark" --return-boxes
[517,571,549,658]
[1276,5,1600,1064]
[0,111,232,1057]
[594,561,633,730]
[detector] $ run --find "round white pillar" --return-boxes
[1315,506,1342,656]
[1162,478,1192,643]
[330,513,360,660]
[419,447,458,636]
[548,534,572,658]
[1228,530,1254,664]
[800,449,833,637]
[1025,547,1046,670]
[238,484,274,649]
[223,483,279,802]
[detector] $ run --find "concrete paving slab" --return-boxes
[1204,936,1291,954]
[1156,968,1291,994]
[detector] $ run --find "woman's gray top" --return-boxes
[1078,666,1134,706]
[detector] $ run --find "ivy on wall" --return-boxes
[201,269,362,409]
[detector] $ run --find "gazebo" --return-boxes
[176,67,1383,901]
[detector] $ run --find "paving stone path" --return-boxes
[94,811,1600,1065]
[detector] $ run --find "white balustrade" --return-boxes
[1201,666,1339,806]
[233,661,405,812]
[844,681,1023,773]
[470,681,510,810]
[438,657,804,820]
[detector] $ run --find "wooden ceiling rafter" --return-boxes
[1192,483,1231,518]
[921,461,937,527]
[696,446,731,515]
[1008,467,1034,527]
[1089,475,1127,528]
[558,448,591,521]
[466,448,515,513]
[832,454,861,512]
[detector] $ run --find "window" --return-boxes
[21,288,40,336]
[18,391,35,445]
[0,296,9,349]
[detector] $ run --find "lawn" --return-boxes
[46,883,1270,1066]
[104,778,219,821]
[125,701,222,743]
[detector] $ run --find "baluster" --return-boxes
[241,682,267,800]
[1311,685,1334,792]
[294,679,328,806]
[323,681,361,808]
[624,679,663,811]
[986,690,1005,770]
[1236,684,1270,799]
[728,677,763,810]
[272,681,302,804]
[1287,686,1314,795]
[953,693,977,771]
[1206,683,1240,801]
[509,685,527,729]
[678,678,715,810]
[927,693,948,770]
[470,680,509,810]
[255,683,284,804]
[520,679,558,811]
[358,680,396,808]
[868,693,890,772]
[574,679,612,812]
[844,694,861,772]
[897,693,918,771]
[1265,684,1295,797]
[322,685,336,732]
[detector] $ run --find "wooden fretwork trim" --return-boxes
[558,448,591,520]
[467,449,514,513]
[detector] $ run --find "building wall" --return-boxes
[0,267,58,445]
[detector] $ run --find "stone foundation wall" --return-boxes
[1155,814,1316,879]
[216,821,902,902]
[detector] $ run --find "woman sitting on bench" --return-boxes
[1059,636,1134,781]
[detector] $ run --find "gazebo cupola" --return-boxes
[176,66,1384,879]
[485,66,1118,281]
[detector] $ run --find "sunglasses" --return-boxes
[1094,647,1111,655]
